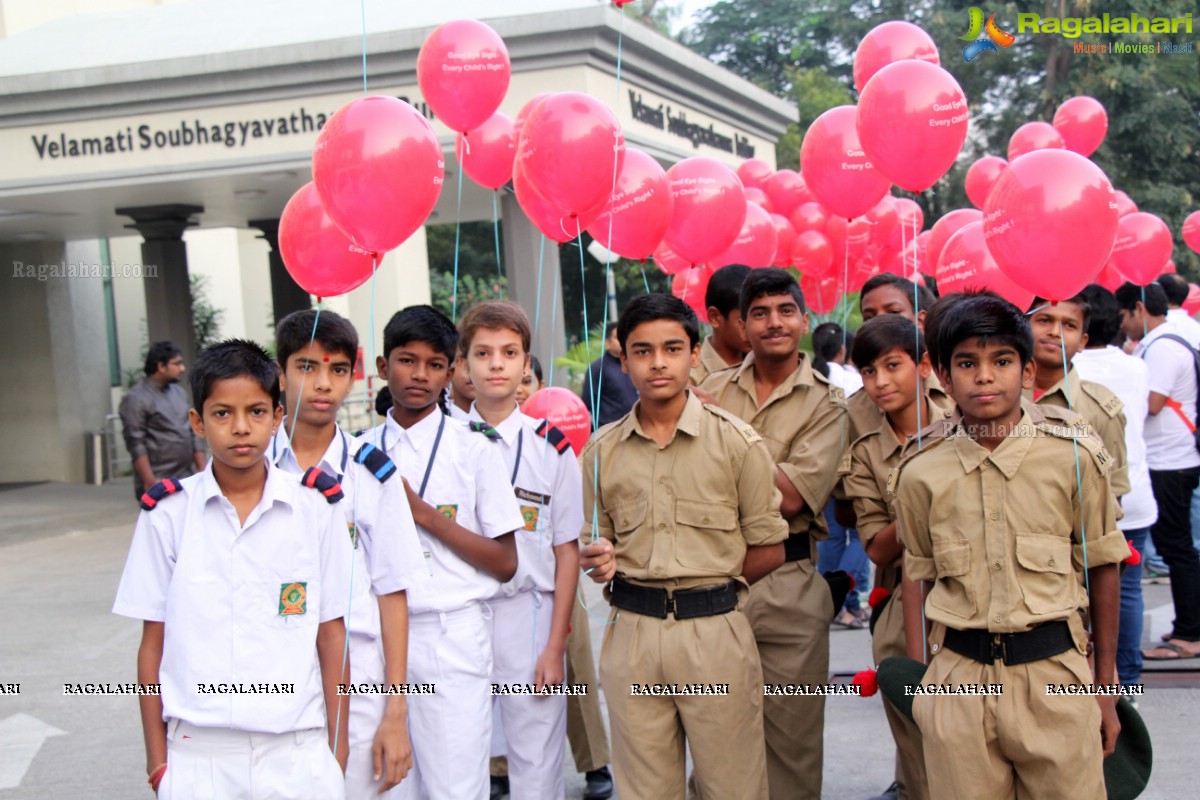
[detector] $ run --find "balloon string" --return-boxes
[577,222,600,424]
[492,191,504,283]
[533,234,546,338]
[1061,333,1092,625]
[359,0,368,94]
[451,138,466,321]
[638,261,650,294]
[548,247,560,390]
[1141,286,1148,339]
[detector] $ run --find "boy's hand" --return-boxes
[372,714,413,792]
[580,539,616,583]
[400,478,430,527]
[690,385,718,405]
[534,645,566,693]
[1098,695,1120,757]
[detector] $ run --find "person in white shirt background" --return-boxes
[1157,274,1200,563]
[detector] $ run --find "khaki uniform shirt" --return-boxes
[892,401,1129,645]
[846,370,951,444]
[701,352,847,542]
[1027,367,1131,498]
[580,391,789,590]
[689,336,738,386]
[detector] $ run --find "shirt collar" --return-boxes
[197,457,293,510]
[619,390,703,442]
[951,404,1036,478]
[872,396,953,462]
[731,351,819,406]
[1028,365,1079,406]
[467,402,523,445]
[271,420,348,475]
[700,336,734,372]
[387,406,444,452]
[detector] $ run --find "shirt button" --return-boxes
[652,566,664,576]
[658,523,666,530]
[994,615,1003,623]
[989,512,1000,521]
[931,643,940,653]
[1048,558,1056,567]
[702,516,711,524]
[993,561,1002,571]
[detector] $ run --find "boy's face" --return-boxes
[859,347,930,417]
[189,376,282,471]
[450,357,475,402]
[280,342,355,428]
[619,320,700,404]
[744,292,808,361]
[943,337,1034,424]
[516,367,541,406]
[1118,304,1146,342]
[712,308,751,356]
[861,285,917,324]
[376,341,452,414]
[1029,301,1088,369]
[465,327,529,406]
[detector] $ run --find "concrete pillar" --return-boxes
[249,218,311,327]
[115,204,203,367]
[500,192,569,387]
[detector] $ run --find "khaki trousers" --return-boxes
[871,579,929,800]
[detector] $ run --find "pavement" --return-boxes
[1,479,1197,799]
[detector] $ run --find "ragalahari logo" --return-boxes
[961,7,1017,62]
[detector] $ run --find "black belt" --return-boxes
[610,576,738,620]
[783,533,811,562]
[943,621,1073,666]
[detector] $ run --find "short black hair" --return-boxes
[851,314,926,370]
[1157,273,1188,306]
[383,305,459,361]
[190,339,281,412]
[810,322,844,379]
[276,309,359,371]
[740,267,806,319]
[1078,284,1122,346]
[1031,293,1091,334]
[144,341,182,376]
[605,322,619,339]
[1114,282,1168,317]
[529,355,543,383]
[860,273,936,314]
[616,293,700,351]
[936,292,1033,370]
[706,264,752,318]
[923,293,968,371]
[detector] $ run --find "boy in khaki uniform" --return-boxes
[841,315,953,800]
[690,264,752,385]
[892,293,1128,799]
[700,268,846,800]
[579,293,790,800]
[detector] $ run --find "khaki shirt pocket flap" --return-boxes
[607,498,648,534]
[1015,534,1072,575]
[675,499,738,531]
[932,540,971,578]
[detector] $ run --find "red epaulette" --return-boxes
[535,420,571,455]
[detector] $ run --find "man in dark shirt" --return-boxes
[581,323,639,429]
[118,341,206,497]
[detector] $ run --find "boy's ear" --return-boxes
[271,404,284,434]
[707,307,722,329]
[188,408,205,439]
[936,366,952,398]
[376,354,388,380]
[1022,359,1037,390]
[916,308,928,331]
[690,342,702,369]
[918,352,932,379]
[1080,331,1089,349]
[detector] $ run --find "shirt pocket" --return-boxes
[673,498,742,574]
[928,540,976,619]
[606,498,651,568]
[1014,533,1075,615]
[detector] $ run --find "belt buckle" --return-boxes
[663,593,675,619]
[991,635,1007,665]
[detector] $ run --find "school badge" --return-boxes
[279,582,307,616]
[436,504,458,522]
[347,522,359,549]
[521,505,540,532]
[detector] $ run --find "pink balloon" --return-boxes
[713,202,778,268]
[663,157,747,266]
[984,149,1118,301]
[1114,190,1139,218]
[790,202,829,234]
[801,106,891,220]
[513,160,582,243]
[1053,96,1108,157]
[672,266,715,322]
[791,230,834,279]
[514,93,552,141]
[891,198,925,241]
[1183,210,1200,254]
[417,20,510,134]
[1184,284,1200,316]
[765,170,808,217]
[737,159,774,190]
[517,93,625,218]
[826,215,872,264]
[1162,260,1176,276]
[914,231,933,276]
[865,196,899,248]
[964,156,1008,210]
[313,96,444,254]
[458,112,516,190]
[853,21,939,94]
[652,241,692,276]
[1095,260,1127,292]
[927,209,983,278]
[744,187,775,213]
[520,387,591,456]
[1007,121,1065,162]
[801,273,843,315]
[1110,212,1173,286]
[848,254,881,294]
[279,183,376,298]
[770,214,797,268]
[857,60,969,192]
[936,221,1035,310]
[586,149,674,261]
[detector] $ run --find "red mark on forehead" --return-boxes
[323,355,329,362]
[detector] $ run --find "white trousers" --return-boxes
[344,633,404,800]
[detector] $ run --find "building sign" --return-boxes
[629,91,756,158]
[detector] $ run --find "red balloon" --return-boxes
[857,60,969,192]
[790,202,829,234]
[313,96,444,254]
[801,106,891,220]
[1183,210,1200,254]
[587,148,674,261]
[914,231,933,276]
[853,21,940,94]
[514,93,552,140]
[1052,96,1108,157]
[713,202,778,268]
[889,198,925,248]
[1007,121,1065,162]
[791,231,835,279]
[417,20,511,134]
[1110,212,1173,285]
[1184,284,1200,316]
[671,266,715,322]
[652,241,692,276]
[1114,190,1139,218]
[801,273,843,315]
[517,92,625,217]
[936,221,1035,310]
[520,387,591,456]
[770,214,797,268]
[826,215,872,264]
[737,159,774,190]
[744,187,775,213]
[1162,260,1176,276]
[926,209,983,278]
[663,157,747,266]
[984,149,1118,301]
[865,196,899,248]
[847,254,881,294]
[458,112,516,190]
[1095,260,1127,292]
[279,183,376,298]
[513,160,581,243]
[964,156,1008,210]
[765,169,809,217]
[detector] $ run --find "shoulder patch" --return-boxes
[889,435,950,496]
[703,403,763,445]
[301,467,345,504]
[1079,380,1124,418]
[139,478,183,511]
[534,420,572,455]
[468,420,502,441]
[354,441,397,483]
[1035,410,1112,475]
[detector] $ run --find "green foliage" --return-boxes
[190,274,224,351]
[429,271,508,319]
[426,219,509,317]
[553,324,608,394]
[624,0,681,36]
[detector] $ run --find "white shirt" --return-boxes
[468,403,584,597]
[447,401,471,422]
[1137,322,1200,470]
[271,423,427,640]
[825,362,863,396]
[366,409,526,614]
[1167,308,1200,349]
[1072,347,1159,530]
[113,461,354,733]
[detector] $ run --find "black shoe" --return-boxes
[865,782,900,800]
[584,766,614,800]
[490,775,509,800]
